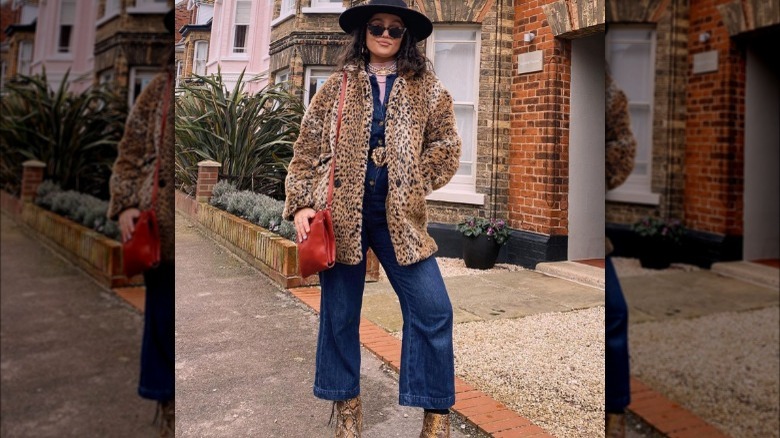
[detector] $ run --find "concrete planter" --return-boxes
[2,196,142,288]
[176,190,379,289]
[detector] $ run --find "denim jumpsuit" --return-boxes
[314,73,456,410]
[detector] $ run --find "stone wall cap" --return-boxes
[197,160,222,167]
[22,160,46,168]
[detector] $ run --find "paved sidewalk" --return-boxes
[174,214,469,437]
[0,214,155,437]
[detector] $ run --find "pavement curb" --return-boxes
[288,286,555,438]
[628,377,730,438]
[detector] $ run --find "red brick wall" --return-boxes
[684,0,745,235]
[175,1,192,42]
[511,1,571,236]
[0,3,21,45]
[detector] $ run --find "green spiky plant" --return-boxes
[175,68,305,199]
[0,69,127,199]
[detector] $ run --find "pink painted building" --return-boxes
[31,0,98,94]
[206,0,272,93]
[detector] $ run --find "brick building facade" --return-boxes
[94,0,173,105]
[268,0,606,268]
[1,0,36,88]
[606,0,779,266]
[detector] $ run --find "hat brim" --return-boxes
[339,5,432,41]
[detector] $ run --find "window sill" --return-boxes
[271,11,295,27]
[126,6,169,15]
[96,11,120,27]
[426,190,485,205]
[220,55,250,61]
[47,54,75,62]
[606,189,660,205]
[301,7,346,14]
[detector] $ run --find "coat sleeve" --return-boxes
[605,74,636,191]
[420,78,462,193]
[283,72,342,221]
[106,74,164,221]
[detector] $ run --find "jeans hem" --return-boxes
[138,386,173,402]
[399,393,455,410]
[313,385,360,401]
[606,395,631,413]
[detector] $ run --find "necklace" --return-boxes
[367,60,397,76]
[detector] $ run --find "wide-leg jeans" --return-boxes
[314,160,455,409]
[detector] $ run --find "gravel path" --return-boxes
[452,307,605,438]
[629,306,780,438]
[382,258,605,437]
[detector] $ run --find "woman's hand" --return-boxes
[293,208,317,243]
[118,208,141,243]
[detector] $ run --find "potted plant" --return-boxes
[631,216,685,269]
[457,216,510,269]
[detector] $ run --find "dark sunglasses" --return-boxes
[366,24,406,39]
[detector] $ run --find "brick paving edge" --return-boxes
[628,377,731,438]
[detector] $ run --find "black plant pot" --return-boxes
[462,234,501,270]
[638,238,674,269]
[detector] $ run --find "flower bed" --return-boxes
[176,189,380,288]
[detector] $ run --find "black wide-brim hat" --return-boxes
[339,0,433,41]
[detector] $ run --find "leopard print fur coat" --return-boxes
[284,62,462,266]
[107,72,175,263]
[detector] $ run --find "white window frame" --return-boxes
[97,0,121,26]
[99,69,114,85]
[176,61,183,87]
[275,68,290,86]
[231,0,251,56]
[272,0,295,25]
[193,40,209,76]
[605,25,660,205]
[303,66,334,107]
[127,0,169,14]
[18,40,33,76]
[424,26,484,205]
[128,67,159,106]
[302,0,344,14]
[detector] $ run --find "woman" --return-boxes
[107,9,176,438]
[283,1,461,436]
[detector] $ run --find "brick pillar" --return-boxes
[196,160,221,202]
[21,160,46,202]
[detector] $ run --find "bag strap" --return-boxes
[326,71,347,210]
[152,73,173,209]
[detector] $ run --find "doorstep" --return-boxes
[710,260,779,289]
[534,261,604,289]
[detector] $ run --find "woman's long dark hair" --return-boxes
[336,24,429,78]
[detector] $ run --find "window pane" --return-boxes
[20,5,37,24]
[609,41,652,101]
[233,25,247,52]
[235,1,251,24]
[434,29,477,41]
[196,42,208,59]
[454,104,473,175]
[434,42,475,102]
[60,0,75,24]
[628,105,651,171]
[59,26,72,52]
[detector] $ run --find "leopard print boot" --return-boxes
[420,411,450,438]
[605,413,626,438]
[332,396,362,438]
